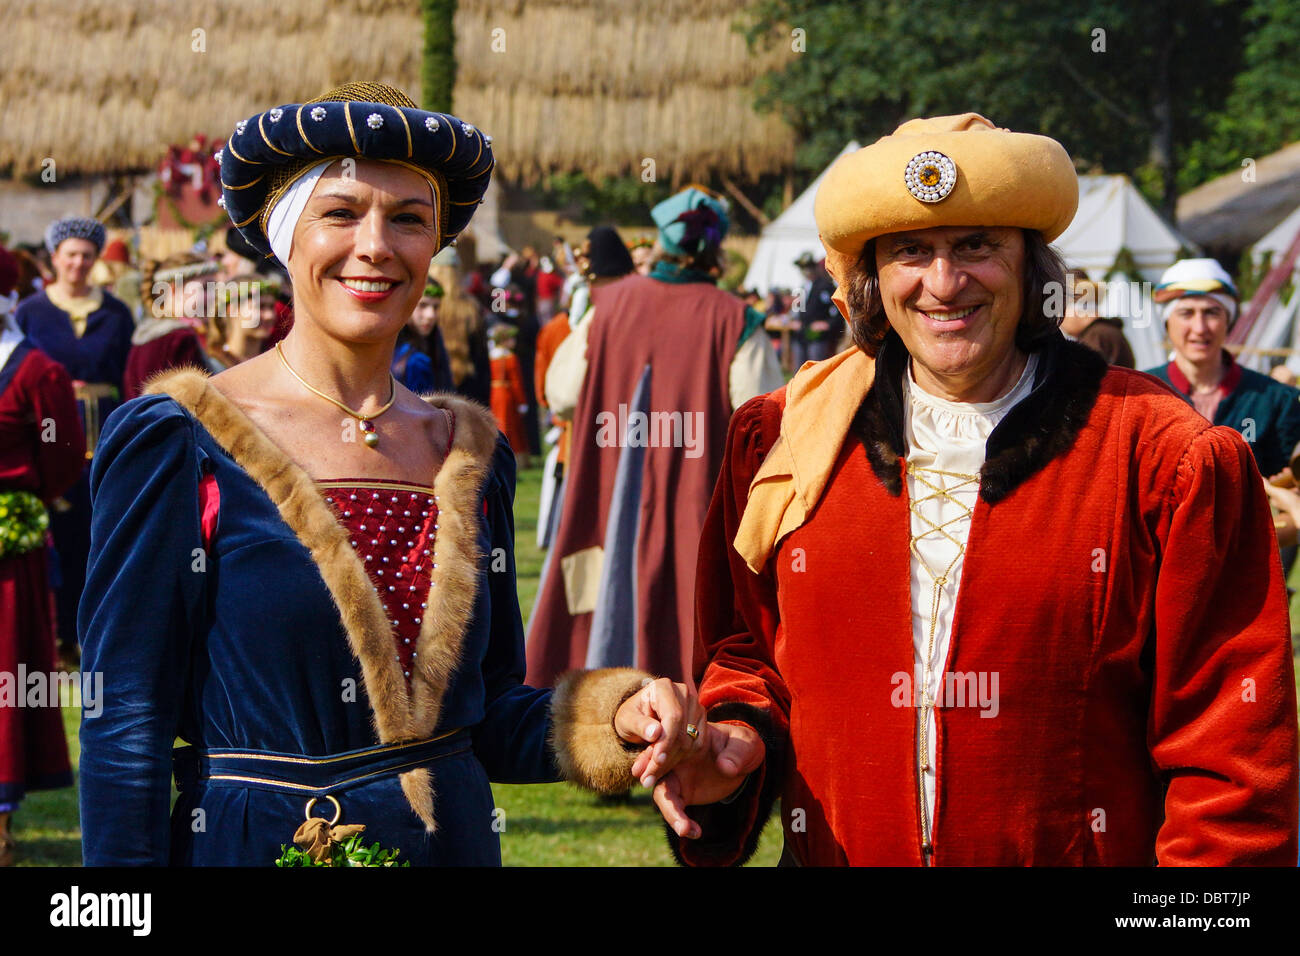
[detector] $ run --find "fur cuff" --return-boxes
[549,668,653,794]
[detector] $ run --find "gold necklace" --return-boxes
[276,342,397,449]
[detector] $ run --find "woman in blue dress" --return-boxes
[77,84,706,866]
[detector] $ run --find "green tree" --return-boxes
[422,0,456,113]
[741,0,1249,223]
[1181,0,1300,192]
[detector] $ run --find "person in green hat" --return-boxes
[527,185,783,688]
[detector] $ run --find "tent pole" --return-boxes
[1232,223,1300,344]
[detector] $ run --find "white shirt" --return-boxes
[903,351,1039,851]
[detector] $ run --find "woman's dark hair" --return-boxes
[843,229,1067,357]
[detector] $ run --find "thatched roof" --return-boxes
[1,0,795,185]
[1176,141,1300,259]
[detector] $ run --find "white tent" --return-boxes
[1253,202,1300,265]
[1054,175,1193,281]
[1243,205,1300,374]
[1054,175,1196,370]
[742,142,860,296]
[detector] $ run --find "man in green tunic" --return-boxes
[1144,258,1300,481]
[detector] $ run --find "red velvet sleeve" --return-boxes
[670,393,792,866]
[1150,425,1300,865]
[28,355,86,502]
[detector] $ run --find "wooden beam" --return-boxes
[719,175,769,227]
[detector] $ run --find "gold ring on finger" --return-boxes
[685,723,699,740]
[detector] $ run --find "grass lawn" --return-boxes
[13,458,781,867]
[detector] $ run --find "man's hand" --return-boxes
[613,678,707,787]
[648,721,765,839]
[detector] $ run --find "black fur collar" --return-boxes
[850,329,1108,503]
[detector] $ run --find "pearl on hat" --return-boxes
[236,120,247,135]
[425,117,440,132]
[217,197,226,209]
[215,149,223,166]
[461,122,474,135]
[311,106,327,122]
[269,108,284,123]
[367,113,384,129]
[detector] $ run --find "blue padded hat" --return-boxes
[218,82,493,263]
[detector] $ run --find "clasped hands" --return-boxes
[613,678,765,840]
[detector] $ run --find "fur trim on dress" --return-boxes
[145,368,499,832]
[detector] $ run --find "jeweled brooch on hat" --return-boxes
[904,151,957,203]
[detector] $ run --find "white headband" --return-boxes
[266,161,332,267]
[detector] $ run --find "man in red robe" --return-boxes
[652,115,1300,866]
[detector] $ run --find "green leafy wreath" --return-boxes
[0,490,49,560]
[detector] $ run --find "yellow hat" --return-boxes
[814,113,1078,266]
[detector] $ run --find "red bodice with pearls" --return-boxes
[320,480,440,683]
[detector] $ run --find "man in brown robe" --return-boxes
[527,188,782,685]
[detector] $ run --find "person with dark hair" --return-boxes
[651,114,1298,866]
[1060,273,1135,369]
[391,279,453,394]
[527,187,783,688]
[791,251,845,363]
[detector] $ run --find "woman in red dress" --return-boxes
[489,323,530,464]
[0,246,85,865]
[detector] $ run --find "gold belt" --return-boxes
[73,382,120,460]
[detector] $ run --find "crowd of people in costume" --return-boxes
[1,87,1298,868]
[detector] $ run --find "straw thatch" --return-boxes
[2,0,794,185]
[1176,142,1300,258]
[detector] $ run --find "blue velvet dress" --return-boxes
[77,369,562,866]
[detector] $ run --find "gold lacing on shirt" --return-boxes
[907,464,979,858]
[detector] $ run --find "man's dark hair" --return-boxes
[843,229,1067,357]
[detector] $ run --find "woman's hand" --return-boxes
[651,722,766,839]
[613,678,707,788]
